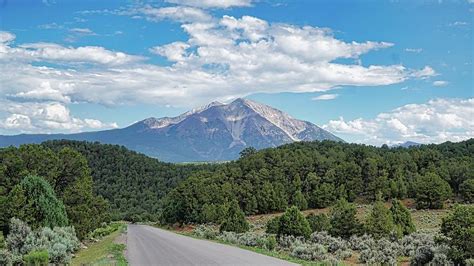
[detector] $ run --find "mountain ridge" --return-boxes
[0,98,342,162]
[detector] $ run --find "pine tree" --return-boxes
[414,172,452,209]
[307,213,331,233]
[292,190,308,210]
[366,193,394,239]
[390,199,415,237]
[265,216,280,234]
[329,198,361,238]
[8,175,68,229]
[219,200,249,233]
[278,206,311,238]
[440,205,474,264]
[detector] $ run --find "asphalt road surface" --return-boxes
[127,224,298,266]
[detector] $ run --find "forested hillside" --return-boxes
[42,140,215,221]
[161,139,474,224]
[0,144,109,239]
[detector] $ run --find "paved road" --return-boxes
[127,224,298,266]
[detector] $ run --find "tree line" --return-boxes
[161,139,474,224]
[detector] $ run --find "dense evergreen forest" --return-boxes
[161,139,474,224]
[0,144,109,239]
[42,140,216,221]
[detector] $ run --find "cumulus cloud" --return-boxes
[0,33,144,65]
[312,94,339,101]
[0,12,440,133]
[0,101,118,133]
[165,0,252,8]
[323,98,474,145]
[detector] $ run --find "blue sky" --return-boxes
[0,0,472,145]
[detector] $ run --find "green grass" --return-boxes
[71,224,127,266]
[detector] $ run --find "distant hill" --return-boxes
[0,98,342,162]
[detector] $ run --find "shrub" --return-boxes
[265,235,277,250]
[265,216,280,234]
[278,206,311,239]
[359,238,400,265]
[194,225,218,240]
[6,218,32,256]
[390,199,416,236]
[414,173,452,209]
[440,204,474,264]
[219,200,249,233]
[411,245,434,265]
[277,235,305,251]
[365,195,394,239]
[23,226,79,264]
[290,243,327,261]
[329,198,361,239]
[307,213,331,233]
[310,231,348,253]
[216,231,239,244]
[88,222,122,239]
[459,179,474,203]
[400,232,435,257]
[349,234,375,251]
[0,231,5,249]
[466,258,474,266]
[23,249,49,266]
[334,248,352,260]
[0,249,13,265]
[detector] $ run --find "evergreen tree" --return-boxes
[307,213,331,233]
[390,199,415,236]
[365,193,394,239]
[8,175,68,229]
[309,183,336,208]
[265,216,280,234]
[219,200,249,233]
[292,190,308,210]
[440,205,474,265]
[277,206,311,238]
[414,172,452,209]
[329,198,361,238]
[459,179,474,203]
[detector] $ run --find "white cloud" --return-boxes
[165,0,252,8]
[405,48,422,53]
[410,66,437,79]
[150,42,190,61]
[433,80,449,87]
[0,34,144,65]
[312,94,339,101]
[323,98,474,145]
[69,28,95,35]
[0,101,118,133]
[135,5,212,23]
[0,31,15,43]
[449,21,469,26]
[0,12,440,133]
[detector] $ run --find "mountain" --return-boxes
[393,141,422,148]
[0,98,343,162]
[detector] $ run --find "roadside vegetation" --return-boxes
[182,202,473,265]
[71,222,127,266]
